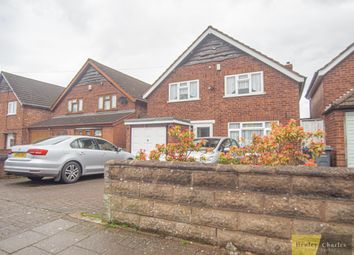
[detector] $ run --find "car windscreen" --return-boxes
[193,138,220,149]
[34,136,70,146]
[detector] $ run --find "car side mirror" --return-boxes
[117,147,122,152]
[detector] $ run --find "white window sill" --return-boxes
[167,98,200,103]
[7,113,16,116]
[223,92,266,98]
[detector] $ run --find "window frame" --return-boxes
[98,94,118,111]
[7,101,17,116]
[191,120,215,138]
[68,98,83,113]
[228,121,277,146]
[224,71,264,97]
[168,80,200,102]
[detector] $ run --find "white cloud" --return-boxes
[0,0,353,118]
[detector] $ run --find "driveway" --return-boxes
[0,177,224,255]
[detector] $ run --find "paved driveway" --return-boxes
[0,177,224,255]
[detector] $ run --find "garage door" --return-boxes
[131,127,166,156]
[345,112,354,167]
[30,130,51,144]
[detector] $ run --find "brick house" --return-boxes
[306,43,354,167]
[126,26,305,155]
[29,59,150,149]
[0,72,63,151]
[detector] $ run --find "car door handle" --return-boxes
[79,151,85,155]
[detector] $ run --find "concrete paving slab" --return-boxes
[0,231,46,253]
[33,219,77,236]
[58,246,99,255]
[34,230,86,254]
[12,246,50,255]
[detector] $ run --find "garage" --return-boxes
[345,112,354,167]
[125,117,191,156]
[131,126,166,156]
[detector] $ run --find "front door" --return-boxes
[6,133,15,149]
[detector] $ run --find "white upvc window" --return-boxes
[191,120,215,138]
[225,71,264,97]
[98,95,117,110]
[68,99,83,113]
[169,80,199,102]
[7,101,17,115]
[228,121,276,146]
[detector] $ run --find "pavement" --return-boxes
[0,176,225,255]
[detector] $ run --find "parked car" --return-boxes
[5,136,134,184]
[190,137,239,163]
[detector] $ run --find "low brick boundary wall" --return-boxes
[104,161,354,255]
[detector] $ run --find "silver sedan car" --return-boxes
[5,136,134,184]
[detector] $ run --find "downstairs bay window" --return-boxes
[228,121,276,146]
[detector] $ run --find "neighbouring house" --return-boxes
[306,42,354,167]
[0,72,64,151]
[28,59,150,149]
[125,26,306,155]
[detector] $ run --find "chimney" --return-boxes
[284,61,293,70]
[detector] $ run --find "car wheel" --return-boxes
[61,161,81,184]
[28,176,43,182]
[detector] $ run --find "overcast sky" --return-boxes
[1,0,353,117]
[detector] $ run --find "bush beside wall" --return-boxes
[104,161,354,255]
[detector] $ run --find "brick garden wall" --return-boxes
[104,161,354,255]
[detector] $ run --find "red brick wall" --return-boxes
[0,91,52,148]
[310,82,324,118]
[147,55,301,136]
[54,81,136,116]
[310,52,354,117]
[324,110,346,166]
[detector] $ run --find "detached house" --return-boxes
[29,59,150,148]
[0,72,63,151]
[306,43,354,167]
[126,26,306,155]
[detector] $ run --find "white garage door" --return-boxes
[131,127,166,156]
[345,112,354,167]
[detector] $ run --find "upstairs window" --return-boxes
[98,95,117,110]
[225,71,263,97]
[68,99,83,113]
[7,101,17,115]
[169,80,199,102]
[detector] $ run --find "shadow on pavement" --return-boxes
[5,174,104,187]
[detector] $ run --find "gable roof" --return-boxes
[0,71,64,109]
[324,88,354,114]
[306,42,354,99]
[51,59,151,110]
[143,26,305,99]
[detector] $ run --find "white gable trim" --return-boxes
[1,73,23,106]
[143,27,305,99]
[318,44,354,76]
